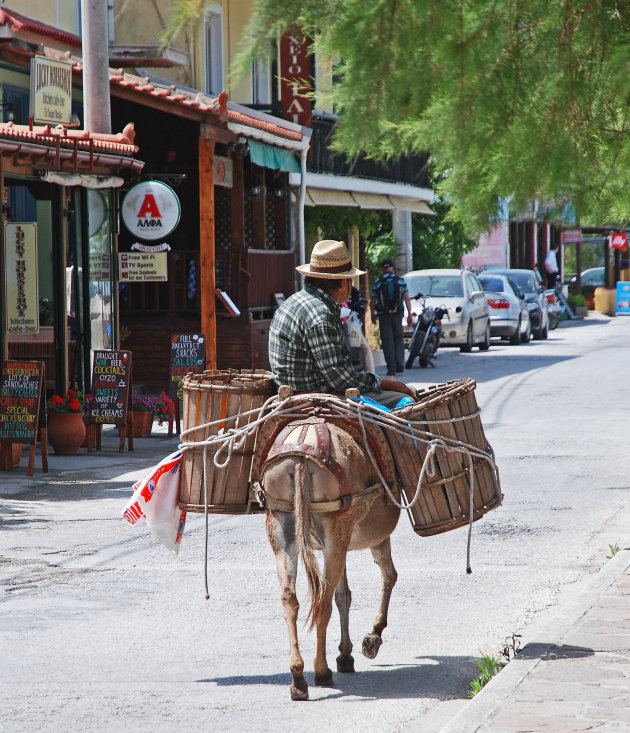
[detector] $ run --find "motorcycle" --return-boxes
[406,293,449,368]
[544,288,561,330]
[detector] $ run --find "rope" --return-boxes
[178,391,501,579]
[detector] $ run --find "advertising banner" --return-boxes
[5,223,39,333]
[118,252,168,282]
[615,281,630,315]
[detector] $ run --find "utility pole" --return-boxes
[80,0,111,133]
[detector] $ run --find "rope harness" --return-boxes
[179,392,500,596]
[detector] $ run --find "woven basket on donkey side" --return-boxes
[386,378,502,536]
[179,369,276,514]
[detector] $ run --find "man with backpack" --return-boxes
[370,258,413,376]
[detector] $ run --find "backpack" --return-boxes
[377,275,401,314]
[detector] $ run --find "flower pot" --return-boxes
[0,442,23,469]
[47,412,86,455]
[131,410,153,438]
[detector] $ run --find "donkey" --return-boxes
[258,414,400,700]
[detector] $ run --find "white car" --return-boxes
[478,273,531,344]
[404,269,491,352]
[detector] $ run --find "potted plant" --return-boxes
[130,393,156,437]
[568,293,588,319]
[46,389,88,455]
[152,391,175,427]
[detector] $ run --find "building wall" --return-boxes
[3,0,81,35]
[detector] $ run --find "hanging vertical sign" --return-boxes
[279,30,313,129]
[4,223,39,334]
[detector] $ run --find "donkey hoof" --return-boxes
[290,679,309,701]
[314,668,334,687]
[362,633,383,660]
[336,654,355,673]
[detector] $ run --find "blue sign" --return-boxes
[615,281,630,315]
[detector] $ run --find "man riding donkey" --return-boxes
[268,239,415,406]
[264,240,412,700]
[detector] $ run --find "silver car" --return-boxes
[404,269,491,352]
[478,273,531,344]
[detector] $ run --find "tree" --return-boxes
[163,1,630,234]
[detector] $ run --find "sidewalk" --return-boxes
[0,422,180,496]
[438,548,630,732]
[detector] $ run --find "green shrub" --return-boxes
[568,293,587,309]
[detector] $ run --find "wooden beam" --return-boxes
[231,148,247,310]
[199,135,217,369]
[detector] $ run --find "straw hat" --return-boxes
[296,240,365,279]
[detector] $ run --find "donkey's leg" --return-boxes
[362,537,398,660]
[267,510,309,701]
[313,523,351,686]
[334,567,355,673]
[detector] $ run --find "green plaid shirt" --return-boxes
[268,284,381,394]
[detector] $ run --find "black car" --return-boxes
[489,269,549,339]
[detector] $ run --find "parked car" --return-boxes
[403,269,491,352]
[490,269,549,339]
[569,267,605,288]
[477,273,531,344]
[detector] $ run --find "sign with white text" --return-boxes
[5,223,39,333]
[88,351,132,425]
[30,56,73,125]
[169,334,205,400]
[611,232,627,250]
[279,30,313,129]
[121,181,181,241]
[118,252,168,282]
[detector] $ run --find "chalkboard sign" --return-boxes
[0,361,44,444]
[169,333,205,400]
[88,350,132,425]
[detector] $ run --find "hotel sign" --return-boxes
[279,30,312,129]
[30,56,73,126]
[5,223,39,334]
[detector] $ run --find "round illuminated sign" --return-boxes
[121,181,181,241]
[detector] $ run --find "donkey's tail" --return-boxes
[294,460,325,630]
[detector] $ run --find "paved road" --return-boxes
[1,313,629,732]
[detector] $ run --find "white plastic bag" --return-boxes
[346,311,363,348]
[122,450,186,555]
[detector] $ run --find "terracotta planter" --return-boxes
[0,442,23,469]
[131,410,153,438]
[47,412,86,455]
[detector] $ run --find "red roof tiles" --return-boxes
[0,8,81,48]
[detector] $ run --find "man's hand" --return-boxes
[406,314,413,327]
[380,378,415,398]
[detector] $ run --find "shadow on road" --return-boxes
[200,654,479,700]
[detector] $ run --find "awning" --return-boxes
[392,198,435,215]
[248,139,300,173]
[351,193,395,210]
[307,188,359,207]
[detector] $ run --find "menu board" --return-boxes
[0,361,44,444]
[169,333,205,399]
[88,350,132,425]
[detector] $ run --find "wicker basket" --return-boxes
[386,378,502,536]
[179,369,276,514]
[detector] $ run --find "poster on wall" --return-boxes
[118,252,168,281]
[615,281,630,315]
[4,222,39,334]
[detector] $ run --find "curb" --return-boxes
[437,548,630,733]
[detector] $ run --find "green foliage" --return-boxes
[607,543,620,559]
[568,293,587,309]
[364,231,398,283]
[159,0,205,47]
[412,181,477,269]
[238,0,630,234]
[468,634,522,698]
[304,206,386,240]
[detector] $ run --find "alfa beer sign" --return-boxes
[121,181,181,241]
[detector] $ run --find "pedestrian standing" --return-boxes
[544,243,560,288]
[369,259,413,376]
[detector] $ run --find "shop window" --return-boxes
[205,6,224,96]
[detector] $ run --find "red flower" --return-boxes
[68,398,81,411]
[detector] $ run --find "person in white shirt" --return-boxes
[544,243,560,288]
